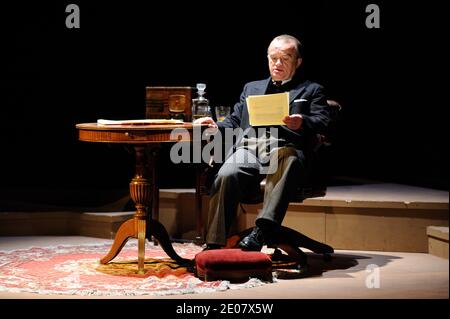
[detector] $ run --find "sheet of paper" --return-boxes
[246,92,289,126]
[97,119,183,125]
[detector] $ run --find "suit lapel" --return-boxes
[249,78,271,96]
[245,77,307,115]
[248,78,307,100]
[288,80,308,104]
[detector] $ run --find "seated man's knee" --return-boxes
[276,146,298,159]
[216,163,241,181]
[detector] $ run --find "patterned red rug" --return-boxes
[0,241,267,296]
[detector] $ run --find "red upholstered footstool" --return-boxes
[195,249,273,283]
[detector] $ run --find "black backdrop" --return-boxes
[1,1,448,206]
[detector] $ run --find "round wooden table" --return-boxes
[76,122,205,274]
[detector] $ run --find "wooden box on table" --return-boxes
[145,86,193,121]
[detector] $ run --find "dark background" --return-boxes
[1,0,448,208]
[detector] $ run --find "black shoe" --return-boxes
[203,243,223,251]
[238,227,264,251]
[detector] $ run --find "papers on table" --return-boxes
[97,119,184,125]
[246,92,289,126]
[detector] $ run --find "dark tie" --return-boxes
[269,80,285,94]
[273,80,282,87]
[267,79,291,94]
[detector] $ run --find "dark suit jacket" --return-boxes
[218,76,330,161]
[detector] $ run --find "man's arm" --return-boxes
[283,114,303,131]
[299,84,330,135]
[217,83,248,130]
[193,84,247,129]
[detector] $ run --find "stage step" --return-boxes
[237,183,448,253]
[1,184,448,253]
[79,212,135,239]
[427,226,449,259]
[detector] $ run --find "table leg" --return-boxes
[100,218,135,264]
[149,147,159,246]
[194,164,205,245]
[129,146,152,274]
[100,145,191,273]
[146,219,191,265]
[100,146,151,274]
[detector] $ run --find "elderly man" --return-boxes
[195,34,330,251]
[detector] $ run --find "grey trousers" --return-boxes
[205,146,306,245]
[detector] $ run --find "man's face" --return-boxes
[267,39,302,81]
